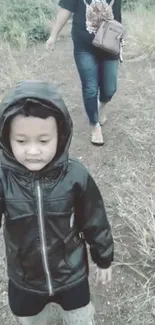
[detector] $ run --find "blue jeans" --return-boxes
[74,48,119,125]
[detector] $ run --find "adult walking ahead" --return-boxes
[46,0,123,146]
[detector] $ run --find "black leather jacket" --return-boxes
[0,81,114,295]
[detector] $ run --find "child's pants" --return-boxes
[17,301,95,325]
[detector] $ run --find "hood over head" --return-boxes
[0,80,73,173]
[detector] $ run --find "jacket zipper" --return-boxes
[36,180,53,295]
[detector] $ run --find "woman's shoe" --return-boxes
[91,123,104,146]
[98,100,107,126]
[99,113,107,126]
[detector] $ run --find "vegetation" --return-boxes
[0,0,57,46]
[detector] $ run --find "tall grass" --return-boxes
[0,0,57,47]
[123,0,154,10]
[124,2,155,58]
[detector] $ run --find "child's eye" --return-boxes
[40,140,50,143]
[16,140,26,144]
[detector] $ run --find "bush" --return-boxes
[0,0,57,47]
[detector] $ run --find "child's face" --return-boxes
[10,114,58,171]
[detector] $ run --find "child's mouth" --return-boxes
[26,159,42,163]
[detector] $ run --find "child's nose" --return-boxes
[26,145,41,155]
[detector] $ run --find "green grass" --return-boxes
[0,0,57,47]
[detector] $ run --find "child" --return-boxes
[0,80,114,325]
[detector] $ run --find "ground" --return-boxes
[0,24,155,324]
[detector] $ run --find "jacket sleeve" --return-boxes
[76,171,114,269]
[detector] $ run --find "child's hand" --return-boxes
[95,266,112,285]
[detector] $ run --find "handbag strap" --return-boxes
[83,0,88,6]
[110,0,115,6]
[83,0,115,6]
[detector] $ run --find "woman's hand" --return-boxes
[46,36,56,51]
[45,8,72,51]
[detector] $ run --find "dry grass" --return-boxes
[115,169,155,270]
[124,4,155,59]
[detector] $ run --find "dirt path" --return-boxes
[0,26,155,324]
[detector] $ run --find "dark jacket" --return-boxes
[0,80,114,296]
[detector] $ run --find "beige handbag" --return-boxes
[93,18,125,55]
[83,0,125,55]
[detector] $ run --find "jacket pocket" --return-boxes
[49,239,72,283]
[64,231,88,271]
